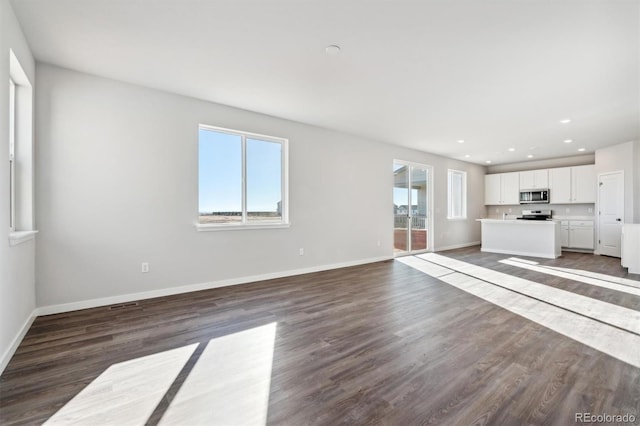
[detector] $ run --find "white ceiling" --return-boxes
[11,0,640,165]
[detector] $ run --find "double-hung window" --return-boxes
[8,49,35,244]
[447,169,467,220]
[197,124,289,229]
[9,77,15,231]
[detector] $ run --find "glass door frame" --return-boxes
[393,160,434,257]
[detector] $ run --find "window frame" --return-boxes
[447,169,467,220]
[9,77,16,232]
[8,49,37,245]
[196,124,289,231]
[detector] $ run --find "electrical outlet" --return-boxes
[508,208,512,213]
[376,240,381,247]
[299,248,304,256]
[565,208,570,213]
[588,207,593,213]
[141,262,149,273]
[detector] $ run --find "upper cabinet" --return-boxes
[487,164,595,206]
[571,165,596,203]
[502,172,520,204]
[549,167,571,203]
[549,164,596,204]
[519,169,548,189]
[485,174,501,205]
[485,172,519,205]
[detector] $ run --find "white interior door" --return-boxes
[598,171,624,257]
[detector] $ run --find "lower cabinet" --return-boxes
[561,220,594,250]
[560,221,569,247]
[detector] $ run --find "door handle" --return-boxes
[616,218,621,222]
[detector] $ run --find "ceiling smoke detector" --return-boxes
[325,45,341,55]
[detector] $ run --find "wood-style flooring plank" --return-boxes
[1,251,639,425]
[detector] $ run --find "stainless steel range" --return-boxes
[518,209,552,220]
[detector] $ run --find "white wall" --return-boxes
[595,141,636,223]
[486,154,595,174]
[635,141,640,223]
[0,0,37,372]
[35,64,485,309]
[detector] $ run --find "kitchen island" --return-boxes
[477,219,561,259]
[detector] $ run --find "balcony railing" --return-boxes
[394,215,427,229]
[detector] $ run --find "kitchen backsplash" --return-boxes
[485,204,595,219]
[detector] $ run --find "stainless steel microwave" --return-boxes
[519,189,549,204]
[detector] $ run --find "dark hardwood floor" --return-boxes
[442,246,640,311]
[1,248,639,425]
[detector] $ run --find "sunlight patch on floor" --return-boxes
[506,257,640,288]
[158,322,277,426]
[400,254,640,368]
[418,253,640,334]
[500,258,640,296]
[44,344,198,426]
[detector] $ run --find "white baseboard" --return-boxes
[435,241,480,252]
[36,255,393,316]
[562,248,595,254]
[1,309,37,375]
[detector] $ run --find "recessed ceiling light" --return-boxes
[325,45,341,54]
[458,140,465,144]
[564,139,573,144]
[527,154,534,158]
[464,154,471,158]
[578,148,586,152]
[485,160,492,164]
[508,148,515,152]
[560,118,571,124]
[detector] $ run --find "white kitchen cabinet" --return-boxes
[560,221,569,247]
[484,174,502,205]
[485,172,519,205]
[501,172,520,204]
[519,169,548,190]
[570,221,594,249]
[572,165,596,203]
[549,167,572,204]
[562,220,594,250]
[549,165,595,204]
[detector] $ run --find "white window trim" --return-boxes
[196,124,289,230]
[9,77,16,232]
[8,49,36,245]
[447,169,467,220]
[9,230,38,246]
[195,223,290,232]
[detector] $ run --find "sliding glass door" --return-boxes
[393,161,432,255]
